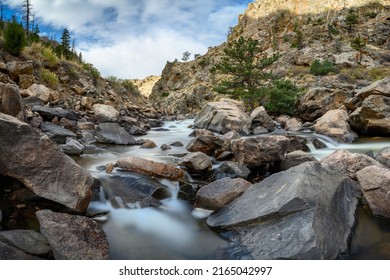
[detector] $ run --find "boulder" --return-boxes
[355,77,390,100]
[207,162,360,259]
[96,123,135,145]
[0,83,25,121]
[6,61,33,81]
[314,109,356,142]
[375,146,390,169]
[32,105,80,121]
[36,210,109,260]
[0,230,51,256]
[0,240,41,260]
[80,96,94,109]
[230,136,290,167]
[40,122,77,144]
[186,135,219,156]
[92,104,119,123]
[195,177,252,210]
[250,106,275,132]
[27,84,52,103]
[209,161,251,181]
[356,166,390,219]
[0,113,94,212]
[61,138,84,155]
[297,88,349,122]
[320,149,383,180]
[280,151,318,171]
[194,99,251,135]
[116,156,185,180]
[140,140,157,149]
[349,95,390,136]
[179,152,212,171]
[160,144,171,151]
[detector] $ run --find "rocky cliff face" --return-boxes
[131,75,160,98]
[149,0,390,115]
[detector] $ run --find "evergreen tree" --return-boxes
[212,36,279,110]
[3,17,27,55]
[22,0,33,35]
[60,28,71,58]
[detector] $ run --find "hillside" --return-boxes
[149,0,390,115]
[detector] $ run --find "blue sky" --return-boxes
[3,0,252,79]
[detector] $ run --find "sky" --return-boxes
[3,0,252,79]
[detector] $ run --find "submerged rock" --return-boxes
[207,162,360,260]
[36,210,109,260]
[0,113,94,212]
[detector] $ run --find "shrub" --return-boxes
[3,19,27,56]
[83,63,100,82]
[263,79,300,115]
[161,92,169,97]
[42,47,59,68]
[41,68,59,87]
[310,59,336,76]
[21,42,59,68]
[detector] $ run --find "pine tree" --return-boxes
[60,28,71,59]
[4,17,27,56]
[22,0,33,35]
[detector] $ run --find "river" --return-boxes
[75,119,390,260]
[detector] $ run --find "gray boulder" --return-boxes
[36,210,109,260]
[96,123,135,145]
[194,99,251,135]
[230,135,290,167]
[195,177,252,210]
[355,77,390,100]
[280,151,318,171]
[32,105,80,121]
[0,230,50,256]
[375,146,390,169]
[0,240,41,260]
[7,61,33,81]
[61,138,84,155]
[179,152,212,171]
[0,113,94,212]
[186,135,219,156]
[207,162,360,259]
[27,84,52,103]
[209,161,251,181]
[92,104,119,123]
[250,106,275,132]
[40,122,77,144]
[0,83,25,121]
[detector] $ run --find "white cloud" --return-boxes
[4,0,250,79]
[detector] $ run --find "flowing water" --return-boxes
[75,120,390,259]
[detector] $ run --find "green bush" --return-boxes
[161,92,169,97]
[83,63,100,82]
[42,47,59,68]
[310,59,336,76]
[41,68,59,87]
[3,19,27,56]
[264,79,300,115]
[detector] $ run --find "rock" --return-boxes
[160,144,171,151]
[170,141,184,147]
[321,149,383,180]
[6,61,33,81]
[207,162,360,260]
[32,105,80,121]
[179,152,212,171]
[92,104,119,123]
[280,151,318,171]
[314,109,356,142]
[286,136,309,153]
[356,166,390,219]
[80,96,94,109]
[0,113,94,212]
[194,99,251,135]
[285,117,303,132]
[297,88,349,122]
[19,74,35,89]
[186,135,219,156]
[252,126,269,134]
[116,156,185,180]
[99,175,170,207]
[40,122,77,144]
[375,147,390,169]
[27,84,52,103]
[355,77,390,100]
[189,128,215,137]
[140,140,157,149]
[0,83,25,121]
[126,125,147,136]
[0,230,51,256]
[36,210,109,260]
[209,161,251,181]
[59,118,78,133]
[61,138,84,155]
[195,177,252,210]
[250,106,275,131]
[350,95,390,136]
[230,136,290,167]
[96,123,135,145]
[215,151,234,161]
[78,121,95,131]
[0,240,41,260]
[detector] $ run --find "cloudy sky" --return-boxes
[3,0,252,79]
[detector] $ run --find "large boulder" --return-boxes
[314,109,356,142]
[115,156,185,180]
[186,134,219,156]
[0,83,25,121]
[96,123,135,145]
[356,166,390,219]
[40,122,77,144]
[195,177,252,210]
[375,146,390,169]
[230,136,290,167]
[207,162,360,260]
[27,84,52,103]
[0,113,94,212]
[320,149,383,180]
[6,61,33,81]
[194,99,251,135]
[0,230,51,256]
[32,105,80,121]
[36,210,109,260]
[0,240,41,260]
[297,87,349,122]
[179,152,212,172]
[209,161,251,181]
[92,104,119,123]
[349,95,390,136]
[355,77,390,100]
[280,151,318,171]
[250,106,275,132]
